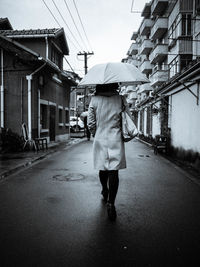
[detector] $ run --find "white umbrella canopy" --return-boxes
[78,62,149,87]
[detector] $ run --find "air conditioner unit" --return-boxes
[149,91,154,98]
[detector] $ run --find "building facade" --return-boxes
[0,18,77,143]
[125,0,200,162]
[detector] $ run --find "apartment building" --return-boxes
[125,0,200,163]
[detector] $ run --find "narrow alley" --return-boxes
[0,139,200,267]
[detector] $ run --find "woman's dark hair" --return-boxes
[96,83,118,92]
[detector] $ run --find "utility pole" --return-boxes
[77,51,94,111]
[77,51,94,75]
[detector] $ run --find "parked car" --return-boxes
[70,116,84,132]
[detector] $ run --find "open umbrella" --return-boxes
[78,62,149,87]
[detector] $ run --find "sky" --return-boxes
[1,0,148,77]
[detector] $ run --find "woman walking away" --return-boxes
[87,83,130,221]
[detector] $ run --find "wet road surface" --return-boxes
[0,139,200,267]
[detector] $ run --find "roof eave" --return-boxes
[54,28,69,55]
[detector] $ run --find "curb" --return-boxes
[0,138,85,180]
[136,137,153,147]
[136,137,200,185]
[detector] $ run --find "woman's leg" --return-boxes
[108,170,119,205]
[99,170,109,201]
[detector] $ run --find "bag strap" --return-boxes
[121,96,126,112]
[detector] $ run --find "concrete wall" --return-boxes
[152,100,161,137]
[170,84,200,153]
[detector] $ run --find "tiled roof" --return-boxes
[0,28,60,36]
[0,17,13,30]
[0,27,69,55]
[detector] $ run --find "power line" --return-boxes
[64,56,75,72]
[63,0,89,51]
[41,0,76,72]
[72,0,93,52]
[42,0,79,51]
[42,0,62,27]
[51,0,84,51]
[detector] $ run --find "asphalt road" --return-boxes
[0,139,200,267]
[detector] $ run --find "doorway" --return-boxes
[49,105,56,141]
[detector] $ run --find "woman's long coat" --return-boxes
[87,94,127,171]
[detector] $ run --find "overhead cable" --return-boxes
[63,0,89,51]
[42,0,79,51]
[51,0,84,51]
[42,0,76,72]
[42,0,62,27]
[64,56,75,72]
[72,0,93,52]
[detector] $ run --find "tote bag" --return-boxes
[121,97,138,142]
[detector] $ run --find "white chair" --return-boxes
[22,123,37,151]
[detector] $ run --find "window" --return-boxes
[40,104,48,129]
[181,14,192,36]
[65,109,69,124]
[51,46,62,68]
[180,54,192,70]
[169,57,179,78]
[59,108,63,124]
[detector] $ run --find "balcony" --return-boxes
[150,69,168,87]
[149,43,168,63]
[151,0,168,16]
[140,39,154,55]
[138,83,153,93]
[141,2,151,18]
[151,17,168,40]
[131,31,138,41]
[140,59,153,74]
[128,43,138,55]
[126,55,139,67]
[178,38,192,54]
[140,19,154,36]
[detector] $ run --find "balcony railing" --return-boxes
[140,59,153,74]
[150,69,168,87]
[140,19,154,36]
[127,57,139,67]
[128,43,138,55]
[131,31,138,41]
[138,83,153,93]
[151,0,168,16]
[151,17,168,40]
[178,38,192,54]
[149,43,168,63]
[141,2,151,18]
[140,39,154,55]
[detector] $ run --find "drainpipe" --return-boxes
[45,37,48,60]
[26,75,32,139]
[0,48,4,128]
[26,61,46,140]
[38,88,40,138]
